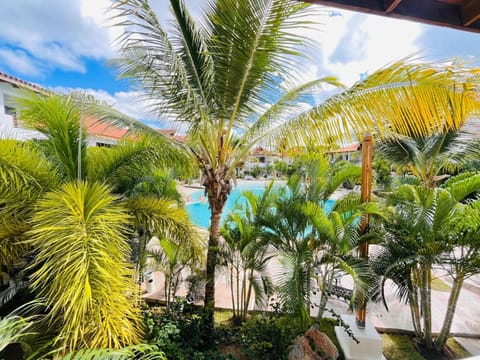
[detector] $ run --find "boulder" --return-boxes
[289,336,318,360]
[288,326,339,360]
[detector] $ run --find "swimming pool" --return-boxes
[185,182,335,229]
[186,182,268,229]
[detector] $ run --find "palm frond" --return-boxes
[28,181,142,353]
[16,91,86,181]
[275,60,480,148]
[87,135,192,194]
[0,140,57,269]
[61,344,167,360]
[442,172,480,202]
[125,195,198,245]
[110,0,209,128]
[0,315,34,353]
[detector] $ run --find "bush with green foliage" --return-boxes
[373,158,392,188]
[239,315,308,360]
[143,303,231,360]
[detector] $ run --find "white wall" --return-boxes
[0,82,45,141]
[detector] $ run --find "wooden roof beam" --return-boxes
[384,0,403,13]
[461,0,480,26]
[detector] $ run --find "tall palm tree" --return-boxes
[258,155,363,323]
[112,0,480,332]
[434,175,480,350]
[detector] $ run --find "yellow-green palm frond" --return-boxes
[61,344,166,360]
[276,59,480,148]
[125,195,199,246]
[87,135,193,195]
[0,315,34,353]
[28,181,142,353]
[15,91,86,181]
[0,139,57,269]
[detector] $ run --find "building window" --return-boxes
[4,105,16,116]
[96,142,113,148]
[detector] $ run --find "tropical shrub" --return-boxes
[239,314,308,360]
[144,303,230,360]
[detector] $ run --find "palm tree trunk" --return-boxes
[435,274,464,350]
[245,268,255,320]
[317,265,333,320]
[204,207,223,339]
[408,290,423,338]
[421,264,433,349]
[241,268,247,319]
[230,267,236,319]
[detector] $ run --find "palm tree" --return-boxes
[376,130,480,188]
[303,193,385,319]
[29,181,143,351]
[257,154,363,323]
[434,175,480,350]
[112,0,480,333]
[372,173,480,349]
[0,92,197,354]
[220,183,277,323]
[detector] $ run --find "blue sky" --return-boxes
[1,0,479,128]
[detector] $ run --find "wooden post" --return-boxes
[356,133,373,328]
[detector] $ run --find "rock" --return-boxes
[306,326,339,359]
[288,326,339,360]
[289,336,318,360]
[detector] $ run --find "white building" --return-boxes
[243,147,282,172]
[0,72,47,141]
[0,71,129,145]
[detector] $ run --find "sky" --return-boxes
[1,0,480,129]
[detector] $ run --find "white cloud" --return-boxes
[0,48,44,77]
[52,86,173,128]
[0,0,113,76]
[306,6,422,86]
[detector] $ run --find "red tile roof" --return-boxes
[85,116,128,140]
[327,143,360,154]
[156,128,186,142]
[251,147,279,156]
[157,129,177,136]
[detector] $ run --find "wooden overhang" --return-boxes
[302,0,480,33]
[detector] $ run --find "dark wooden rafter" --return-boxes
[461,0,480,26]
[302,0,480,33]
[384,0,403,13]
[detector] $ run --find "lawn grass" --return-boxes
[215,309,234,326]
[382,334,472,360]
[382,334,424,360]
[446,338,471,359]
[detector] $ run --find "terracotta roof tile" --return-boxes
[327,143,360,154]
[85,116,128,139]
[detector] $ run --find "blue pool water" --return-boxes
[186,183,335,229]
[186,183,267,229]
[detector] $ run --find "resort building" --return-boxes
[0,71,130,146]
[243,146,282,173]
[326,143,361,164]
